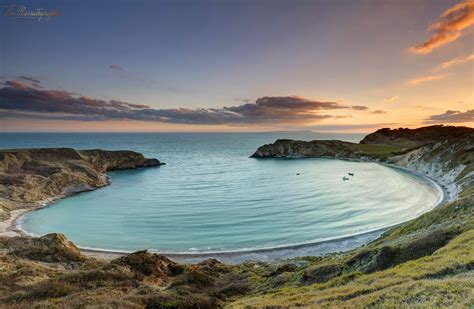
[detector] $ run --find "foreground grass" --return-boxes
[228,229,474,308]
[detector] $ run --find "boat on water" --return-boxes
[343,176,350,181]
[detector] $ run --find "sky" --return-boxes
[0,0,473,132]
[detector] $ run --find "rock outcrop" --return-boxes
[0,233,85,263]
[251,139,372,160]
[0,148,162,220]
[112,250,184,278]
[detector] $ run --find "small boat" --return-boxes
[343,176,349,181]
[348,173,354,176]
[296,173,300,175]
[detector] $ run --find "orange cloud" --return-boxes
[437,53,474,69]
[408,74,448,85]
[410,0,474,54]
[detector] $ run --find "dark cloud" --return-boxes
[109,64,124,71]
[0,111,98,121]
[371,110,387,114]
[0,82,357,125]
[20,76,42,83]
[351,105,369,111]
[384,96,399,102]
[424,109,474,123]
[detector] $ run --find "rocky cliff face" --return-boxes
[386,134,473,200]
[251,139,372,160]
[0,148,161,217]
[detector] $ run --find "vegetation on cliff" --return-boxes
[360,125,473,148]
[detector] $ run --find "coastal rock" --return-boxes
[80,149,162,172]
[112,250,183,277]
[251,139,368,159]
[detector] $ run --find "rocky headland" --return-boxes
[0,126,473,308]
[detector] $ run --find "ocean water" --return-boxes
[1,133,441,253]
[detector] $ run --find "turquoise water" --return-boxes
[1,133,441,253]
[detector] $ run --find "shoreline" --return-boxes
[4,158,448,263]
[81,228,387,264]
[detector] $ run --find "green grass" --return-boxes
[355,144,404,157]
[227,229,474,308]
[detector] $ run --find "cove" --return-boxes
[20,158,442,253]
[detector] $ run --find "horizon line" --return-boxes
[0,130,370,134]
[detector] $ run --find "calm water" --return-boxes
[1,133,441,253]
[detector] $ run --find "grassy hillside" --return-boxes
[354,144,403,157]
[230,231,473,307]
[229,193,474,308]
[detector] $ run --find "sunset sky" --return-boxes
[0,0,473,132]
